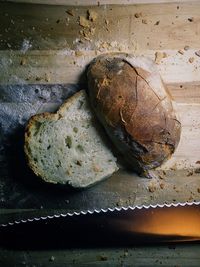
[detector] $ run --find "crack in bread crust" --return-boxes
[87,54,181,175]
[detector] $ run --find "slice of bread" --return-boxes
[24,90,118,188]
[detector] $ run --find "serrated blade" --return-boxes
[1,202,200,247]
[1,84,200,227]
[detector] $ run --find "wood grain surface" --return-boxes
[4,0,200,5]
[1,1,200,170]
[1,244,200,267]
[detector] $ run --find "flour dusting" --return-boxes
[21,39,32,53]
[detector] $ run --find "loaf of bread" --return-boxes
[87,54,181,177]
[24,90,118,188]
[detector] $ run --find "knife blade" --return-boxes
[1,83,200,226]
[1,203,200,249]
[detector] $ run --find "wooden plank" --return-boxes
[1,2,200,171]
[4,0,200,5]
[168,82,200,103]
[160,103,200,170]
[1,50,200,170]
[1,49,200,86]
[1,2,200,50]
[1,101,200,170]
[1,244,200,267]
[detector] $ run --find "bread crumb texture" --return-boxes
[24,90,118,188]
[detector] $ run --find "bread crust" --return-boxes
[87,53,181,174]
[24,91,85,183]
[24,90,118,188]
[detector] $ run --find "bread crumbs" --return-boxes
[135,12,142,18]
[189,57,194,63]
[188,17,194,22]
[178,50,184,55]
[160,183,165,189]
[184,45,190,51]
[148,183,157,193]
[79,16,90,28]
[155,52,166,64]
[195,50,200,57]
[142,19,147,24]
[88,9,98,22]
[187,170,194,176]
[66,9,75,16]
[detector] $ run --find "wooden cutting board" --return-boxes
[0,1,200,210]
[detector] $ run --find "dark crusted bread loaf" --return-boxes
[24,90,118,188]
[87,54,181,177]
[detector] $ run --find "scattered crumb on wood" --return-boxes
[184,45,190,51]
[66,9,75,16]
[142,19,147,24]
[35,76,42,81]
[100,255,108,261]
[195,50,200,57]
[163,52,167,58]
[178,50,184,55]
[90,27,96,35]
[105,19,109,25]
[196,160,200,164]
[56,19,60,24]
[79,25,95,40]
[83,36,92,42]
[162,170,166,175]
[134,12,142,18]
[124,251,128,257]
[158,174,164,180]
[49,256,55,262]
[197,188,200,193]
[155,51,167,64]
[101,41,110,49]
[187,170,194,176]
[79,16,90,28]
[44,73,50,82]
[160,183,165,189]
[188,17,194,22]
[189,57,194,63]
[20,58,26,65]
[155,21,160,25]
[194,168,200,174]
[173,185,180,193]
[188,195,193,201]
[88,9,98,22]
[148,182,157,193]
[75,50,84,57]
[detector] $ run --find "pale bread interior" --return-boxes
[25,90,118,188]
